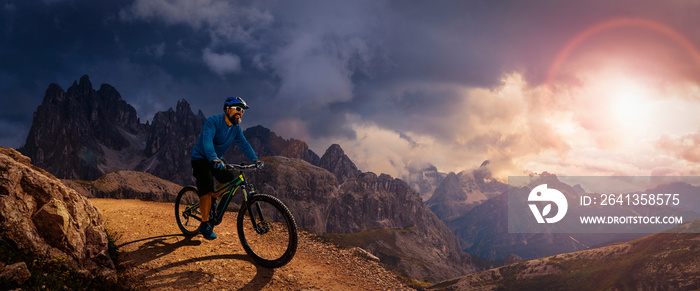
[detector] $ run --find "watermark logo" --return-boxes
[509,176,697,233]
[528,184,568,223]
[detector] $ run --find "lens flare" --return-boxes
[547,17,700,88]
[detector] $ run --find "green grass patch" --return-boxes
[105,227,122,266]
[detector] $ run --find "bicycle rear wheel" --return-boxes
[237,194,298,268]
[175,186,202,236]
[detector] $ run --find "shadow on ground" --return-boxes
[118,234,273,289]
[139,253,274,290]
[119,234,202,266]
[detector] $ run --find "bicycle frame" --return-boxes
[186,166,268,234]
[211,172,250,223]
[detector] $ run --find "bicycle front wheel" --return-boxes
[237,194,298,268]
[175,186,202,236]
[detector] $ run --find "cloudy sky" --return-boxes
[2,0,700,179]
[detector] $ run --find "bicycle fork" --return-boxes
[244,189,270,235]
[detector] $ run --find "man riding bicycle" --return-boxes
[190,96,262,240]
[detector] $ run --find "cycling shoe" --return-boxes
[199,221,217,240]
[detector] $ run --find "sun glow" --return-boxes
[609,79,655,130]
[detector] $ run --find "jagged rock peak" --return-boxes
[96,83,126,105]
[97,83,118,95]
[79,74,92,88]
[22,75,143,180]
[427,172,464,204]
[176,99,191,112]
[43,83,66,104]
[320,144,361,183]
[67,74,93,97]
[324,144,345,156]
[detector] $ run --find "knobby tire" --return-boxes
[237,194,298,268]
[175,186,201,236]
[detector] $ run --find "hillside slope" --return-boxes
[63,171,181,202]
[429,219,700,290]
[92,198,414,290]
[248,156,477,282]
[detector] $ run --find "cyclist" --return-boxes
[190,96,262,240]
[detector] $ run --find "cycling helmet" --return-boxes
[224,96,249,110]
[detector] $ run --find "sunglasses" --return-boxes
[226,106,245,113]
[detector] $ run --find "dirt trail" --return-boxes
[91,198,414,290]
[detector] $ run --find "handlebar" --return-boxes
[226,163,263,171]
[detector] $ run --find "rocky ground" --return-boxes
[92,198,415,290]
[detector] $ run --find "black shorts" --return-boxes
[191,159,236,197]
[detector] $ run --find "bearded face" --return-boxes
[225,107,243,125]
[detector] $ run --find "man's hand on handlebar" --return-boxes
[212,159,226,171]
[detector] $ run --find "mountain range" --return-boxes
[18,75,477,282]
[19,75,321,186]
[16,75,700,285]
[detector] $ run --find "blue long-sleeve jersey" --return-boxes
[191,114,259,163]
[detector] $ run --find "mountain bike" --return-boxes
[175,163,298,268]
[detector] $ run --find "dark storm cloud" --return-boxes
[0,0,276,147]
[3,0,700,169]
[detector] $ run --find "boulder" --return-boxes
[0,262,32,285]
[0,147,115,277]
